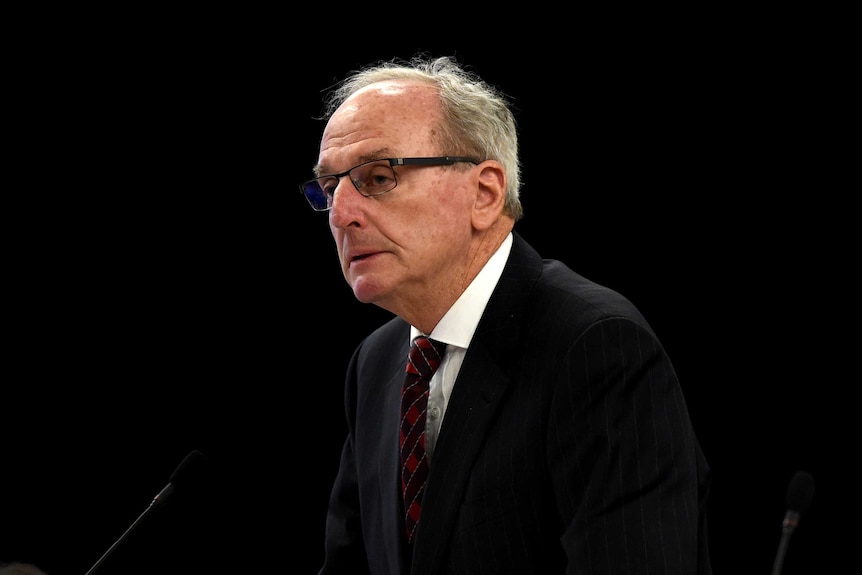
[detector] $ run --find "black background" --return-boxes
[1,21,849,575]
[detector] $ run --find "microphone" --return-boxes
[85,450,209,575]
[770,470,815,575]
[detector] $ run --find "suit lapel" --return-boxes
[378,336,412,575]
[414,341,511,570]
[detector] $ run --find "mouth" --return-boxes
[348,251,380,267]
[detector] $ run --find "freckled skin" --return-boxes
[319,81,512,334]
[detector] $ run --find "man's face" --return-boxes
[317,81,477,316]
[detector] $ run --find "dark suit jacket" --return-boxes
[320,232,712,575]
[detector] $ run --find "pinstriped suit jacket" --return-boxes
[319,232,712,575]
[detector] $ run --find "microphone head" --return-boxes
[785,470,815,515]
[152,450,210,509]
[170,449,209,488]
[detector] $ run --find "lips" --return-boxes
[347,246,381,263]
[342,239,384,265]
[346,250,379,268]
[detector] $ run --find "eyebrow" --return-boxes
[314,148,393,177]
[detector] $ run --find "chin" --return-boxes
[350,278,384,305]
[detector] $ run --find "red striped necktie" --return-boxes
[400,336,445,543]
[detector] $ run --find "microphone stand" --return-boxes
[85,484,173,574]
[770,509,800,575]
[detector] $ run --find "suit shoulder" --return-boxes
[536,258,650,329]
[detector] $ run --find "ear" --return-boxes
[471,160,507,231]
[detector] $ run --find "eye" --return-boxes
[319,176,338,195]
[359,164,396,194]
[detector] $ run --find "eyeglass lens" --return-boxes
[303,160,398,210]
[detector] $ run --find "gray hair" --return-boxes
[321,55,523,221]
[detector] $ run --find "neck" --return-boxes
[393,220,513,334]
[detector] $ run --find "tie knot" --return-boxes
[408,336,445,377]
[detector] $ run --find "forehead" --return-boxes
[318,81,440,169]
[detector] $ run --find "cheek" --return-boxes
[416,200,472,249]
[387,172,474,246]
[427,172,475,214]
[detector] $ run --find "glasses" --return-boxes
[300,156,479,211]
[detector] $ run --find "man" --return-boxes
[305,55,712,575]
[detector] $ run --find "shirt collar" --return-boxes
[411,232,513,349]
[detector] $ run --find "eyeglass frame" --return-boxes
[299,156,480,211]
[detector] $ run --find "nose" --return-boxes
[328,177,365,229]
